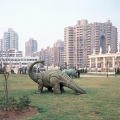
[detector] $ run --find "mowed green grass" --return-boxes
[0,74,120,120]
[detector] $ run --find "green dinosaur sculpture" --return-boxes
[28,61,86,94]
[62,69,77,78]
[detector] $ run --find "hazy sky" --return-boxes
[0,0,120,55]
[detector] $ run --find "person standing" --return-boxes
[77,68,81,78]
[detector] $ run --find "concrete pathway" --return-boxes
[80,74,120,78]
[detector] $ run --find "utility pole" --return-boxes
[107,61,108,77]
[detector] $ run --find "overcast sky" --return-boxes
[0,0,120,55]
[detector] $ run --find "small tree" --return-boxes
[0,53,32,119]
[0,64,10,119]
[0,69,31,119]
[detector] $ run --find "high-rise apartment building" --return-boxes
[33,40,64,67]
[64,19,118,68]
[45,47,53,66]
[0,39,3,51]
[25,38,38,56]
[31,46,53,66]
[64,19,88,68]
[3,28,19,51]
[87,20,117,55]
[39,48,46,61]
[53,39,64,66]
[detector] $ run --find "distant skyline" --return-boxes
[0,0,120,55]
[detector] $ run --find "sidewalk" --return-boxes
[80,74,120,77]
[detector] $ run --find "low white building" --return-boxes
[88,52,120,73]
[0,48,39,73]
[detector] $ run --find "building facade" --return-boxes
[0,48,23,58]
[87,19,117,67]
[53,39,64,67]
[3,28,19,51]
[25,38,38,56]
[64,19,88,68]
[34,47,53,66]
[44,46,53,66]
[0,39,3,51]
[64,19,118,69]
[39,48,46,61]
[0,48,38,73]
[88,52,120,73]
[32,40,64,67]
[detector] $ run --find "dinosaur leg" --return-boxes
[50,77,61,94]
[53,83,61,94]
[48,87,53,92]
[35,79,43,94]
[60,85,65,93]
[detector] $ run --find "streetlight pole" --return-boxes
[107,61,108,77]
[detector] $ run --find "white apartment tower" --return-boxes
[3,28,19,51]
[64,19,118,68]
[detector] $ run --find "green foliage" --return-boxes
[17,95,31,110]
[0,96,17,111]
[0,95,31,111]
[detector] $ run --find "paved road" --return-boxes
[80,74,120,77]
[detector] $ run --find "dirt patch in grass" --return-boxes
[0,106,39,120]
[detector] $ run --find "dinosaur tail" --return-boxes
[62,73,86,94]
[67,80,86,94]
[28,60,44,83]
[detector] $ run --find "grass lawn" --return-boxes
[0,74,120,120]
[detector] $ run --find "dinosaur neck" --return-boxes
[28,60,44,83]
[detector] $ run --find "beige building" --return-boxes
[53,40,64,67]
[32,40,64,67]
[35,46,53,66]
[44,46,53,66]
[64,19,118,69]
[87,19,117,67]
